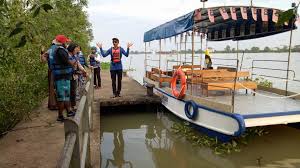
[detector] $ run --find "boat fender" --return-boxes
[171,67,186,99]
[184,100,198,120]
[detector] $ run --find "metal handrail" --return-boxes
[213,63,237,68]
[57,73,94,168]
[252,67,296,79]
[145,59,160,62]
[211,58,238,61]
[211,57,239,68]
[252,60,288,63]
[166,60,193,71]
[251,59,298,81]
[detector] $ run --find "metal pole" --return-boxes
[144,42,147,77]
[158,40,162,87]
[177,43,179,66]
[232,41,239,113]
[184,34,187,64]
[159,40,162,70]
[191,30,195,95]
[286,25,294,96]
[180,34,182,65]
[240,51,245,71]
[200,34,203,68]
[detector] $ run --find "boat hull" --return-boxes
[154,87,246,142]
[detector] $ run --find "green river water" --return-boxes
[100,108,300,168]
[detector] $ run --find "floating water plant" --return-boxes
[171,122,269,155]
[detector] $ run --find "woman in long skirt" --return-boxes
[41,45,58,110]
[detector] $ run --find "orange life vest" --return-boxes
[111,47,121,63]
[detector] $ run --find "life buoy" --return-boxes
[184,100,198,120]
[171,67,186,99]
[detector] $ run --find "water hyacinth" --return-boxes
[171,122,269,155]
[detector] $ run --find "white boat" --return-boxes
[143,5,300,142]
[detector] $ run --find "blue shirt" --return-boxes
[76,51,88,67]
[100,47,129,70]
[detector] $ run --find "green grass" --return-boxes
[101,62,110,70]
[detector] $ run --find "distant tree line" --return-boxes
[131,45,300,54]
[215,45,300,53]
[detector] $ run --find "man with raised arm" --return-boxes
[97,38,133,98]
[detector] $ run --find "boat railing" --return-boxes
[251,59,298,81]
[145,58,160,71]
[166,60,193,71]
[211,57,239,69]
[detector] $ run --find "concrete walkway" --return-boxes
[0,99,100,168]
[95,70,160,107]
[0,97,100,168]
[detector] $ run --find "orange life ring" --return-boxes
[171,67,186,99]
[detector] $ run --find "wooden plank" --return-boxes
[202,71,250,78]
[186,69,227,76]
[173,65,201,70]
[152,74,172,83]
[151,68,161,74]
[203,81,257,91]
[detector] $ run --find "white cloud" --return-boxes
[87,0,300,51]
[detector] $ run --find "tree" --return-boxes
[281,45,288,52]
[251,47,260,53]
[263,46,271,52]
[231,48,236,52]
[225,45,231,53]
[0,0,93,135]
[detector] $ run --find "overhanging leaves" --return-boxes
[278,9,295,25]
[15,35,27,48]
[32,6,40,18]
[30,4,37,11]
[9,27,23,37]
[16,21,24,28]
[41,4,53,13]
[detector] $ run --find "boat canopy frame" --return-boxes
[144,6,297,43]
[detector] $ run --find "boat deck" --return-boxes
[204,90,300,116]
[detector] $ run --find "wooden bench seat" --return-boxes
[148,68,172,86]
[202,81,257,91]
[186,69,227,78]
[187,70,257,96]
[150,73,172,83]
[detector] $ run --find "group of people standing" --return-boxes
[41,35,133,122]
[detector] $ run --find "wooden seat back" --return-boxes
[201,71,250,79]
[186,69,227,76]
[173,65,201,70]
[151,68,162,75]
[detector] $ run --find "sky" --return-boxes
[87,0,300,51]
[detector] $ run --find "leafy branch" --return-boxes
[8,2,53,48]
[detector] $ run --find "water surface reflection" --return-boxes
[100,109,300,168]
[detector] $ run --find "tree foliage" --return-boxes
[0,0,93,135]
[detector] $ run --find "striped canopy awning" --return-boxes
[143,6,297,42]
